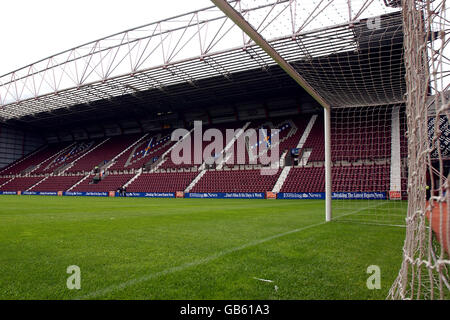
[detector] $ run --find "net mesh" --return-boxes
[331,105,408,227]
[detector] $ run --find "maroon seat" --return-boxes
[191,169,280,193]
[280,164,390,193]
[127,172,198,193]
[30,175,85,192]
[72,174,134,192]
[0,176,45,191]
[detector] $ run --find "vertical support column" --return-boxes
[390,105,401,193]
[324,107,332,222]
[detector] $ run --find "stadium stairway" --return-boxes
[152,128,194,172]
[67,175,90,191]
[272,115,318,193]
[295,115,317,166]
[42,141,97,174]
[272,166,292,193]
[185,169,207,192]
[67,134,142,173]
[0,177,14,188]
[72,173,135,192]
[123,168,144,189]
[297,115,318,150]
[216,121,251,169]
[182,122,251,192]
[123,134,173,170]
[302,118,324,162]
[27,176,49,191]
[170,122,251,191]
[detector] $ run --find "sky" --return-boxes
[0,0,212,76]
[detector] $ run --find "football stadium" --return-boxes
[0,0,448,302]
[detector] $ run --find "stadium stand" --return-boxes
[0,112,405,194]
[302,118,325,162]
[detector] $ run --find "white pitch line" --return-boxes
[253,277,274,283]
[77,202,390,299]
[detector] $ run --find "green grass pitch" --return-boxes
[0,195,407,299]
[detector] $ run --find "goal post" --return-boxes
[324,106,332,222]
[211,0,449,299]
[210,0,406,227]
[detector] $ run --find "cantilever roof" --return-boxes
[0,0,402,121]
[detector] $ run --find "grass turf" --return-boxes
[0,195,406,299]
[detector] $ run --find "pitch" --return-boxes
[0,196,406,299]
